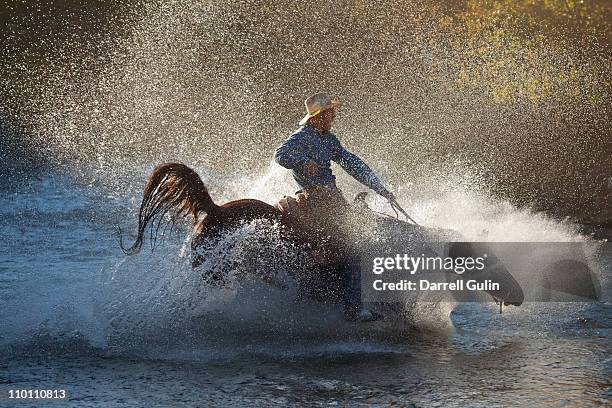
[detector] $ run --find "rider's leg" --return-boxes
[342,252,381,321]
[342,256,362,316]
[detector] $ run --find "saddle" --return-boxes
[275,188,367,248]
[275,188,351,221]
[275,191,310,220]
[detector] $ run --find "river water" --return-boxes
[0,170,609,407]
[1,1,610,405]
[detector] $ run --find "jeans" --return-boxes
[342,252,363,314]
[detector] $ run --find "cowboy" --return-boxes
[274,92,396,322]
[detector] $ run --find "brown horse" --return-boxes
[121,162,288,259]
[121,162,525,309]
[120,162,349,299]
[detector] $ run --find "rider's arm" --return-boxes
[331,138,387,195]
[274,134,309,170]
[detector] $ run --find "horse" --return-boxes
[120,162,353,298]
[121,162,525,314]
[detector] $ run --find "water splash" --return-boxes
[2,0,609,221]
[1,0,609,360]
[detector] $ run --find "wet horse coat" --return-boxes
[122,162,525,310]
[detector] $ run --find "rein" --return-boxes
[389,199,420,226]
[367,198,420,227]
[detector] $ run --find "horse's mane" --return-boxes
[120,162,217,255]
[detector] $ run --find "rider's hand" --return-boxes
[379,188,395,201]
[303,161,321,177]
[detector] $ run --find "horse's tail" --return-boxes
[120,162,218,255]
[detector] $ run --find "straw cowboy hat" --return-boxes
[299,92,343,126]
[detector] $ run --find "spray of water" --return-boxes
[0,0,609,356]
[2,0,609,220]
[0,163,606,358]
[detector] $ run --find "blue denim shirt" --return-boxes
[274,125,386,194]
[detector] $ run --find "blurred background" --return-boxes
[1,0,610,225]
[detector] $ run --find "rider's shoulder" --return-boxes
[290,126,339,143]
[325,131,341,145]
[326,130,339,140]
[291,125,315,139]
